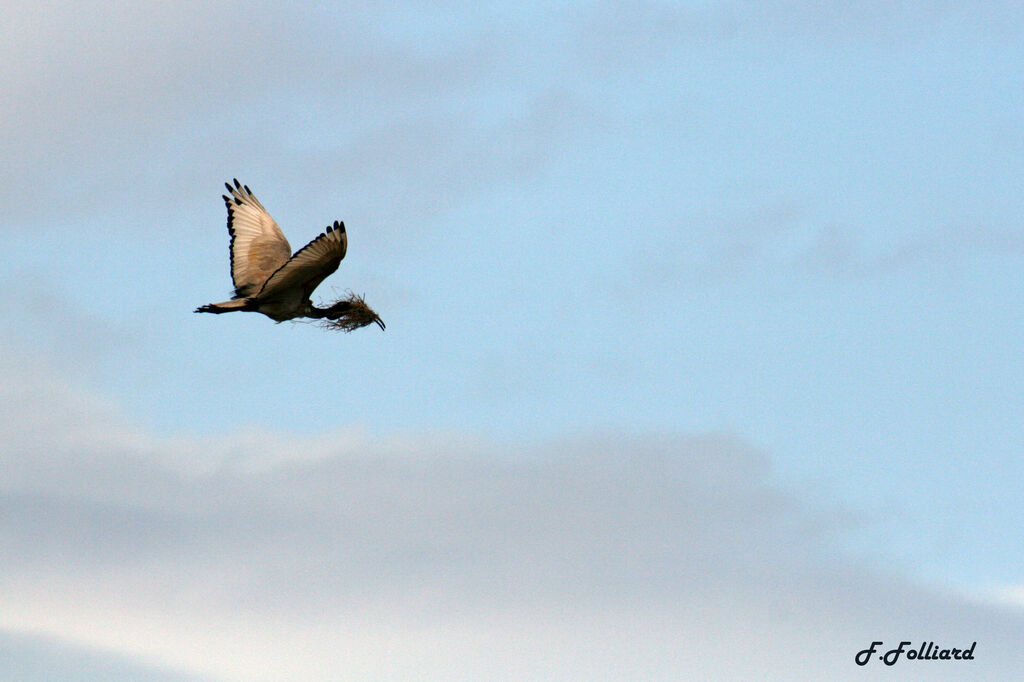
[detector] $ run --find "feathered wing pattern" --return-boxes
[224,179,292,297]
[258,221,348,300]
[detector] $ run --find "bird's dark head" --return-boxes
[318,293,385,332]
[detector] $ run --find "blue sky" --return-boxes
[2,1,1023,679]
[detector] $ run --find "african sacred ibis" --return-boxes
[195,180,384,331]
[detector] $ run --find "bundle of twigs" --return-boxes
[317,292,385,332]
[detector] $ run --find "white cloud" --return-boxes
[2,349,1024,680]
[990,584,1024,610]
[0,628,214,682]
[1,1,517,228]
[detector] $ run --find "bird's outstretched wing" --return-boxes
[224,179,292,298]
[258,221,348,300]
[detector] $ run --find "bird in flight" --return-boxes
[195,180,384,331]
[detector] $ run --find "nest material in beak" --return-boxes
[318,292,385,332]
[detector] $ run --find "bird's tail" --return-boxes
[194,298,254,314]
